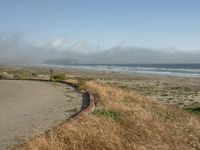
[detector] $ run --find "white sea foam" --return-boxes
[34,64,200,78]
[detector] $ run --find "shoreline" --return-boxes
[1,65,200,149]
[4,64,200,78]
[36,64,200,78]
[1,65,200,111]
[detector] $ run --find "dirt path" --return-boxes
[0,80,82,150]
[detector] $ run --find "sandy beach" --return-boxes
[34,66,200,109]
[0,66,200,149]
[0,80,82,150]
[1,65,200,109]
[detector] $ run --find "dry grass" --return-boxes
[12,80,200,150]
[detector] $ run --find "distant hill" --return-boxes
[43,48,200,65]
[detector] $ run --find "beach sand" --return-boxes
[1,65,200,109]
[1,65,200,149]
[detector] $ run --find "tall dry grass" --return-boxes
[12,80,200,150]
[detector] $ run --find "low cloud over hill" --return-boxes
[0,32,200,64]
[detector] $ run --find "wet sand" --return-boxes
[0,80,82,149]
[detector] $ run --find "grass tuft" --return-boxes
[93,109,121,121]
[66,107,79,113]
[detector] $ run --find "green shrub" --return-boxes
[32,73,37,77]
[185,106,200,114]
[53,74,65,81]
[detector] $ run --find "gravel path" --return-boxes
[0,80,82,150]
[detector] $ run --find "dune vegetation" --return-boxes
[11,78,200,150]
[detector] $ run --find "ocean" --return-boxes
[40,64,200,78]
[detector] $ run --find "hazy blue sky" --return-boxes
[0,0,200,51]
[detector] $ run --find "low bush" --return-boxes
[185,106,200,114]
[53,74,65,81]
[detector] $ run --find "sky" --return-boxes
[0,0,200,64]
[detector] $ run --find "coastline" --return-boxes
[32,64,200,78]
[1,65,200,112]
[1,65,200,149]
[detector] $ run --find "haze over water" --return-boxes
[0,1,200,70]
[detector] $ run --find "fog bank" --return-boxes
[0,33,200,65]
